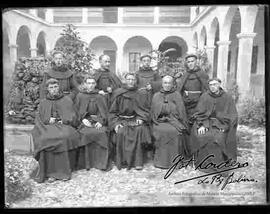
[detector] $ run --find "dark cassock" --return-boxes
[136,66,162,110]
[30,93,80,183]
[94,68,122,106]
[188,87,238,173]
[109,83,152,170]
[177,65,209,121]
[40,65,79,101]
[151,85,189,169]
[74,87,110,170]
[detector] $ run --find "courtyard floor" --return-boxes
[6,125,266,207]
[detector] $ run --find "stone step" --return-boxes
[4,124,34,155]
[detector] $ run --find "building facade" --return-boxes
[2,5,265,99]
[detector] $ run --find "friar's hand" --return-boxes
[49,117,56,124]
[146,83,152,91]
[115,124,123,133]
[107,87,112,93]
[82,119,92,127]
[98,90,106,95]
[198,126,207,135]
[95,122,102,130]
[58,120,63,124]
[136,119,143,125]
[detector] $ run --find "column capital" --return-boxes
[204,45,216,50]
[29,48,38,51]
[8,44,18,48]
[216,41,231,46]
[236,32,257,39]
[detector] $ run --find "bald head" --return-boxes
[162,75,174,91]
[99,54,111,70]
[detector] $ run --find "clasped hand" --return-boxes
[198,126,208,135]
[49,117,62,124]
[82,119,102,129]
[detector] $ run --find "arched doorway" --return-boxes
[227,8,241,84]
[250,6,264,98]
[209,18,220,78]
[199,26,207,49]
[89,36,117,73]
[3,20,11,104]
[123,36,152,73]
[37,31,46,56]
[158,36,188,61]
[192,32,198,52]
[16,25,31,58]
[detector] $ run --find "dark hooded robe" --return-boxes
[74,88,110,170]
[136,67,162,110]
[109,84,152,169]
[94,68,122,107]
[151,88,189,169]
[30,93,80,183]
[40,65,79,101]
[177,66,209,120]
[188,89,238,173]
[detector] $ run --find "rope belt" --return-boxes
[119,115,136,119]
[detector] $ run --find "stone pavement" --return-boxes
[8,125,266,207]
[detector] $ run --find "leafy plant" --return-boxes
[238,97,265,127]
[5,152,33,207]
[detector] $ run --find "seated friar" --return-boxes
[151,75,189,169]
[109,72,152,170]
[30,78,80,183]
[74,75,111,171]
[188,78,238,174]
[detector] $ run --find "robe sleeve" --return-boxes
[174,92,189,131]
[150,93,163,125]
[193,93,211,129]
[67,74,79,101]
[150,72,162,93]
[108,95,121,130]
[59,97,78,127]
[134,92,150,123]
[96,95,109,126]
[40,72,49,99]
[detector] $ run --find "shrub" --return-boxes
[238,97,265,127]
[5,152,33,207]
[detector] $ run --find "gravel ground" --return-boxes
[7,125,266,207]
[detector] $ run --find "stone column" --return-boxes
[154,7,159,24]
[118,7,124,24]
[8,44,18,67]
[216,40,231,88]
[29,9,37,16]
[204,45,216,78]
[82,8,88,24]
[116,45,124,78]
[236,32,257,98]
[30,48,38,57]
[45,9,54,23]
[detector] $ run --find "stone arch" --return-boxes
[199,26,207,48]
[227,7,241,84]
[16,25,31,58]
[208,17,219,46]
[240,5,259,33]
[123,36,153,73]
[158,36,188,61]
[221,6,239,41]
[36,31,47,56]
[192,32,198,51]
[89,36,118,73]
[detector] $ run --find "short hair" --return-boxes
[185,54,198,61]
[46,78,59,87]
[124,72,137,79]
[83,74,97,83]
[52,50,65,58]
[99,54,110,61]
[140,54,152,61]
[162,75,174,82]
[208,78,222,84]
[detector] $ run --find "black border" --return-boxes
[1,1,270,213]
